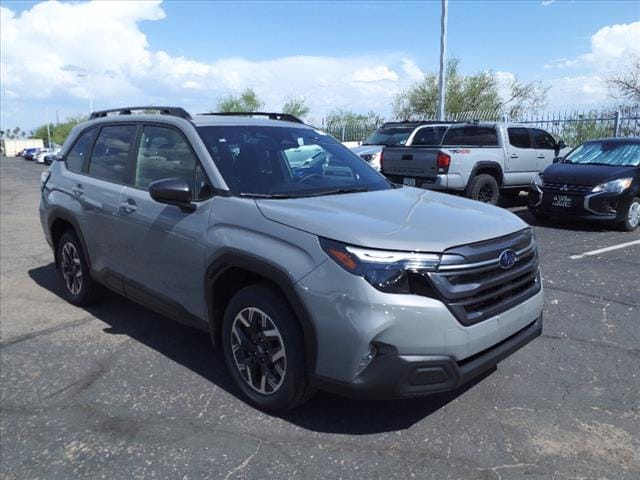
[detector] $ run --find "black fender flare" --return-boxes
[47,207,92,270]
[466,161,504,190]
[205,249,318,375]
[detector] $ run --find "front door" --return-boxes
[115,124,213,321]
[531,128,559,171]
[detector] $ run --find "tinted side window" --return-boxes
[508,128,531,149]
[464,127,498,146]
[135,125,211,200]
[531,129,557,149]
[65,128,97,172]
[441,126,464,145]
[442,126,498,146]
[412,127,440,146]
[88,125,137,183]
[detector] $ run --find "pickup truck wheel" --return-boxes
[222,284,315,412]
[468,174,499,205]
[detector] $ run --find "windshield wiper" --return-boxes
[302,186,369,197]
[239,192,298,199]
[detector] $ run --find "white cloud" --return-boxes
[351,65,399,83]
[541,0,556,6]
[542,21,640,107]
[544,21,640,70]
[0,1,427,129]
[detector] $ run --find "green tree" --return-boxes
[216,88,264,112]
[282,96,310,119]
[323,109,384,142]
[607,54,640,104]
[31,115,86,146]
[393,58,547,120]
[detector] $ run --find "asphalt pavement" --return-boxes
[1,156,638,479]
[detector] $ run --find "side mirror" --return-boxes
[557,139,566,149]
[553,156,563,164]
[149,177,195,212]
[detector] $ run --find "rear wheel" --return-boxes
[620,197,640,231]
[222,284,314,412]
[57,231,103,306]
[467,174,499,205]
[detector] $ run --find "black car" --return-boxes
[528,137,640,231]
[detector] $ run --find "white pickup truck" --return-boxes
[381,122,569,204]
[351,121,453,170]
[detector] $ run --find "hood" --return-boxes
[543,162,639,186]
[351,145,383,156]
[256,187,527,252]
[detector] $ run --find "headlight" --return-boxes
[319,238,445,294]
[591,178,633,194]
[532,173,544,188]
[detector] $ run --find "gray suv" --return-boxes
[40,107,544,412]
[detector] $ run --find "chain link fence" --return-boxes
[320,118,385,142]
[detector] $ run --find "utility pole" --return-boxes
[436,0,448,121]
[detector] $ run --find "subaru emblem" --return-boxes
[498,249,519,269]
[561,184,568,192]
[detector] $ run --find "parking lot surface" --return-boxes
[1,156,639,479]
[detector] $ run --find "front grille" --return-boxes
[422,229,541,326]
[543,182,594,194]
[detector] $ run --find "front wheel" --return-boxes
[467,174,499,205]
[620,197,640,231]
[222,284,314,412]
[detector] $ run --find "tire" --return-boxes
[620,197,640,232]
[467,174,500,205]
[222,283,315,412]
[56,231,103,306]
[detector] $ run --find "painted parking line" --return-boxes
[569,239,640,260]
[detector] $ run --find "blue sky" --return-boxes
[1,0,639,130]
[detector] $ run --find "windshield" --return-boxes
[197,125,392,198]
[362,127,414,146]
[564,141,640,167]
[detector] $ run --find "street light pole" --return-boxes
[77,72,94,114]
[436,0,448,121]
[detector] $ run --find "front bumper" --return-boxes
[314,315,542,399]
[528,185,630,222]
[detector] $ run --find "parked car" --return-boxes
[35,148,54,163]
[43,148,62,165]
[351,121,453,170]
[528,137,640,231]
[40,106,543,412]
[381,122,570,204]
[22,147,41,161]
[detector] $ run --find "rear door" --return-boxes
[505,127,537,175]
[530,128,558,170]
[116,124,213,320]
[81,124,139,287]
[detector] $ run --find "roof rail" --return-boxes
[89,106,192,120]
[200,112,305,124]
[382,120,461,127]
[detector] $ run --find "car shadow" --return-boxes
[28,262,490,434]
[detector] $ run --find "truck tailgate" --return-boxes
[382,147,439,180]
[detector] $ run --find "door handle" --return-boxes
[120,198,137,214]
[71,184,84,196]
[509,154,519,159]
[536,154,545,159]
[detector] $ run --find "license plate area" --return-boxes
[551,195,573,208]
[403,177,416,187]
